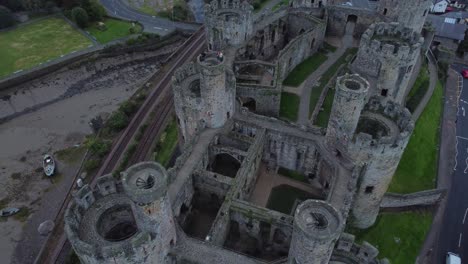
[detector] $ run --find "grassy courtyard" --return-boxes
[389,80,443,193]
[349,212,433,264]
[283,52,328,87]
[309,48,358,117]
[279,92,300,122]
[0,17,92,78]
[87,18,142,44]
[314,88,335,127]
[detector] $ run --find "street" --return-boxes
[437,64,468,262]
[99,0,199,35]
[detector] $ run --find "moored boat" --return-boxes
[43,154,55,177]
[0,207,20,217]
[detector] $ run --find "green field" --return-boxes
[87,18,142,44]
[389,81,443,193]
[279,92,300,122]
[0,17,92,78]
[283,52,328,87]
[349,212,433,264]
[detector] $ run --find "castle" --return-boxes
[65,0,432,263]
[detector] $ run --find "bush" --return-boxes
[80,0,106,22]
[72,6,89,28]
[86,137,111,157]
[0,5,16,29]
[119,100,138,116]
[84,159,100,172]
[108,110,129,131]
[129,26,136,34]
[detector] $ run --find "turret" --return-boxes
[351,22,423,104]
[349,98,414,228]
[64,162,177,263]
[377,0,431,33]
[289,200,343,264]
[204,0,253,50]
[326,74,369,153]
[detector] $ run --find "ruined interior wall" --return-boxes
[263,132,321,177]
[277,14,325,80]
[237,85,281,117]
[326,6,381,38]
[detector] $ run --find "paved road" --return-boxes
[436,64,468,263]
[99,0,199,35]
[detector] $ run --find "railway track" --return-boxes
[34,27,206,264]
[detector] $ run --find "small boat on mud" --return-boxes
[43,154,55,177]
[0,207,20,217]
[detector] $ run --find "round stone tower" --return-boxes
[288,200,343,264]
[351,22,423,104]
[326,74,369,153]
[377,0,431,33]
[65,162,176,264]
[349,98,414,229]
[204,0,253,50]
[198,51,236,129]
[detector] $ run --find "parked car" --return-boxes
[462,69,468,78]
[447,252,461,264]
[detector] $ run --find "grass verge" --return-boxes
[283,52,328,87]
[348,212,433,264]
[55,145,87,164]
[154,118,179,168]
[0,17,92,78]
[309,48,358,117]
[406,62,429,113]
[87,18,142,44]
[279,92,300,122]
[314,88,335,127]
[389,81,443,193]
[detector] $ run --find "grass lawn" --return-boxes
[87,18,142,44]
[314,88,335,127]
[283,52,328,87]
[272,0,289,11]
[277,167,308,183]
[266,184,316,214]
[0,17,92,78]
[154,118,179,168]
[279,92,300,122]
[309,48,358,117]
[388,81,443,193]
[348,212,433,264]
[406,62,430,113]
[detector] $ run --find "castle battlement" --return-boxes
[204,0,252,14]
[361,22,423,60]
[65,163,176,264]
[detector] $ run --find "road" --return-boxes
[99,0,199,35]
[437,64,468,262]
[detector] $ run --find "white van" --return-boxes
[447,252,461,264]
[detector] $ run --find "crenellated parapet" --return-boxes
[204,0,253,50]
[349,98,414,229]
[352,22,424,103]
[332,233,390,264]
[65,163,176,264]
[377,0,431,33]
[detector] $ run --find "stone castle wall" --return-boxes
[351,22,423,103]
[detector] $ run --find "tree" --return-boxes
[0,5,15,29]
[0,0,24,11]
[71,6,88,28]
[80,0,105,21]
